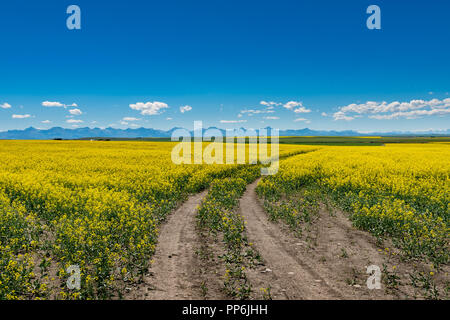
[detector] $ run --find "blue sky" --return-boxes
[0,0,449,132]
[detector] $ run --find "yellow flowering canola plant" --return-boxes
[257,143,449,266]
[0,140,306,299]
[2,140,447,299]
[197,167,259,299]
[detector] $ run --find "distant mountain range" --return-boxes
[0,126,449,140]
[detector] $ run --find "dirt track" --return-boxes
[128,179,445,300]
[240,180,342,299]
[240,179,416,299]
[127,191,208,300]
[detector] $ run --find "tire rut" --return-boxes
[240,179,342,299]
[240,179,437,300]
[126,191,207,300]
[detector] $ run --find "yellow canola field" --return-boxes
[2,140,448,299]
[0,140,308,299]
[258,143,449,265]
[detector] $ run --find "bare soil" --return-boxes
[127,179,448,300]
[126,191,211,300]
[240,179,448,300]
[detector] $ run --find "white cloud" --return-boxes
[166,117,173,120]
[369,108,450,120]
[253,100,312,117]
[120,121,128,125]
[179,105,192,113]
[42,101,65,107]
[129,101,168,115]
[1,102,11,109]
[260,101,282,107]
[294,118,310,122]
[264,116,279,120]
[276,101,312,113]
[41,120,52,124]
[69,108,82,115]
[12,114,31,119]
[42,101,77,108]
[321,112,328,117]
[123,117,140,121]
[220,120,247,123]
[333,111,355,121]
[66,119,83,124]
[240,109,275,115]
[293,107,311,113]
[333,98,450,121]
[283,101,302,110]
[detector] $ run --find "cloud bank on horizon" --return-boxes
[1,96,450,133]
[333,98,450,121]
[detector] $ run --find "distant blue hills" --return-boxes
[0,126,449,139]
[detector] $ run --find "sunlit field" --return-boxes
[258,144,449,265]
[0,140,306,299]
[0,140,448,299]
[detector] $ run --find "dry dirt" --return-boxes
[126,190,210,300]
[127,179,448,300]
[240,179,445,300]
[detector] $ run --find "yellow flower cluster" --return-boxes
[258,143,449,265]
[0,140,307,299]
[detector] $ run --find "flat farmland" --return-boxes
[0,140,448,300]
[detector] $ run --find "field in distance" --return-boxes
[76,136,450,146]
